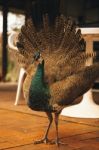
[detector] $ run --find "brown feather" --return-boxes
[50,63,99,108]
[10,14,99,91]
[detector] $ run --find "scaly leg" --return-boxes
[34,112,53,144]
[54,113,60,145]
[52,113,67,146]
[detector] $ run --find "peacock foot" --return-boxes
[50,139,67,146]
[34,137,51,144]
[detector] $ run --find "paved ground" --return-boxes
[0,85,99,150]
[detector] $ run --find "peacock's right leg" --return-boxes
[34,112,53,144]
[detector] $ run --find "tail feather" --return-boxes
[67,52,98,67]
[42,14,51,52]
[8,14,99,76]
[54,15,65,50]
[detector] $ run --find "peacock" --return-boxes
[9,14,99,145]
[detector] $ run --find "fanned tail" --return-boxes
[8,14,99,79]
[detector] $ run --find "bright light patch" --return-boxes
[0,11,25,33]
[0,11,3,33]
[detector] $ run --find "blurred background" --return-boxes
[0,0,99,85]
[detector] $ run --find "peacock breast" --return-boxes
[27,62,51,111]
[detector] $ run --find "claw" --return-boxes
[34,138,51,144]
[50,139,67,146]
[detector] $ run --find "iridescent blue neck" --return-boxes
[34,60,45,81]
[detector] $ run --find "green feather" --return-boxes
[28,60,51,111]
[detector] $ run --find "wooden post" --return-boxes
[2,0,8,81]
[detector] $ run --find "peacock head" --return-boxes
[33,51,41,61]
[32,51,43,64]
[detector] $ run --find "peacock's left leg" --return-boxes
[34,112,53,144]
[51,113,67,146]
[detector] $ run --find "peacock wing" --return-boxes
[49,63,99,108]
